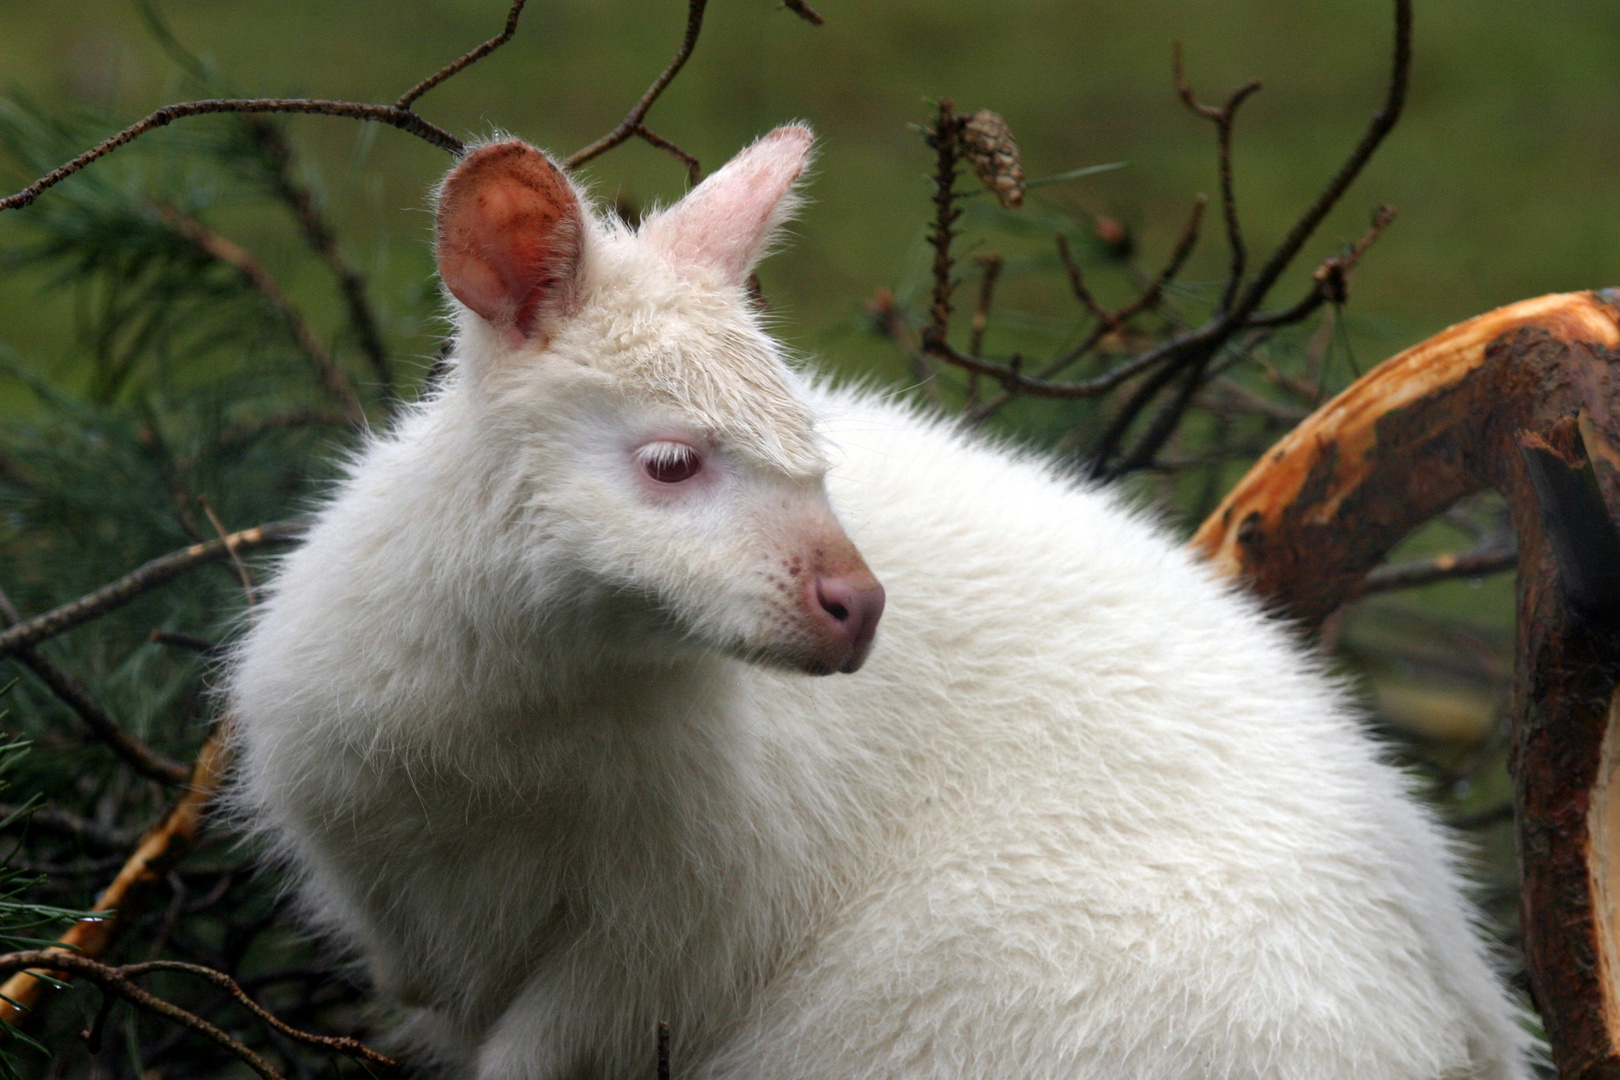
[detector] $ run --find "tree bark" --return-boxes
[1191,290,1620,1079]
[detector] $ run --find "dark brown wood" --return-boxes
[1191,290,1620,1079]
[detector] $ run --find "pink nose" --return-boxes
[813,572,886,673]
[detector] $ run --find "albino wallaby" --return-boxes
[228,125,1532,1080]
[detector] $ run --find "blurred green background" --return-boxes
[3,0,1619,383]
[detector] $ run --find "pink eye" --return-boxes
[640,442,703,484]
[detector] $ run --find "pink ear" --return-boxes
[436,141,583,343]
[642,125,814,285]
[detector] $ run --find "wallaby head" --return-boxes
[433,125,883,676]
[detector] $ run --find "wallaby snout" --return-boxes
[810,567,884,673]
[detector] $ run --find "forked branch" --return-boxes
[0,949,395,1079]
[565,0,712,178]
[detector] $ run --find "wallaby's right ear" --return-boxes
[436,140,584,348]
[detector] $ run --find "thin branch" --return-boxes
[1245,205,1396,328]
[782,0,824,25]
[395,0,529,110]
[921,100,964,357]
[149,629,222,658]
[1089,0,1411,475]
[1231,0,1411,323]
[966,195,1205,423]
[8,654,189,786]
[969,255,1004,359]
[1054,236,1110,322]
[0,803,143,849]
[157,206,366,423]
[0,726,234,1024]
[1349,544,1518,599]
[118,960,396,1070]
[2,0,558,215]
[1,99,461,213]
[243,119,394,398]
[0,950,396,1078]
[566,0,710,174]
[1201,377,1310,426]
[0,586,189,786]
[197,498,258,609]
[0,521,305,660]
[932,337,1182,399]
[634,125,702,187]
[1174,41,1262,313]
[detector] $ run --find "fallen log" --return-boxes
[1193,290,1620,1080]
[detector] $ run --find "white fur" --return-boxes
[228,131,1533,1080]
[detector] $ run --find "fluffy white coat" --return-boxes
[228,127,1532,1080]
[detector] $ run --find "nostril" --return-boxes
[816,579,853,624]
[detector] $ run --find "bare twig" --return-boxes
[1231,0,1411,323]
[243,120,394,398]
[1349,544,1518,599]
[566,0,710,176]
[0,520,305,660]
[965,253,1004,405]
[0,802,143,849]
[157,207,366,423]
[633,124,703,187]
[396,0,529,109]
[0,728,233,1025]
[1173,41,1262,312]
[0,586,189,786]
[963,195,1206,424]
[1,100,461,213]
[782,0,824,25]
[119,960,396,1070]
[0,949,396,1078]
[919,100,965,384]
[1,0,561,213]
[1054,236,1110,322]
[197,498,258,608]
[1201,377,1310,426]
[1091,0,1411,476]
[149,629,222,657]
[1246,205,1396,328]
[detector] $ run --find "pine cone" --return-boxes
[959,109,1025,209]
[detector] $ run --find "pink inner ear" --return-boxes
[644,125,814,285]
[436,141,582,340]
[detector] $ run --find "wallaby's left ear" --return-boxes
[642,125,814,286]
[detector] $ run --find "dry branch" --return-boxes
[159,207,366,423]
[244,119,395,397]
[0,725,233,1025]
[1190,289,1620,1079]
[0,100,463,213]
[1349,543,1517,599]
[1172,40,1261,313]
[0,586,189,785]
[565,0,711,178]
[0,947,394,1078]
[396,0,528,110]
[0,520,304,660]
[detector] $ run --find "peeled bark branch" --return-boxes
[1191,289,1620,1079]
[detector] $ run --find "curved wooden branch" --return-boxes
[1191,289,1620,1079]
[0,725,233,1025]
